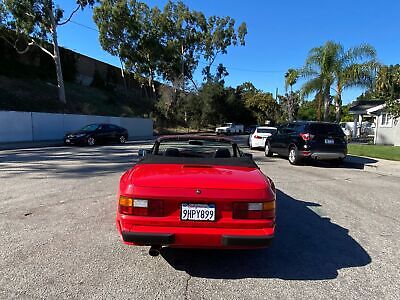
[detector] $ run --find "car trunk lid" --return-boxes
[126,163,267,190]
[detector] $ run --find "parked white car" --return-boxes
[215,123,244,135]
[249,126,277,149]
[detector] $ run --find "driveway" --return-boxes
[0,143,399,299]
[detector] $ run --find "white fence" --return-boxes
[0,111,153,143]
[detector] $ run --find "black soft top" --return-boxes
[137,154,258,168]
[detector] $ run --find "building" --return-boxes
[366,102,400,146]
[349,99,385,139]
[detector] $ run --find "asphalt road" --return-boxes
[0,138,399,299]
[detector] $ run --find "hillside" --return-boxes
[0,75,154,117]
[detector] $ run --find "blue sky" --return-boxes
[57,0,400,104]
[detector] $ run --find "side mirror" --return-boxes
[138,149,151,157]
[242,152,253,159]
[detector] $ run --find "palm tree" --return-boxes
[301,76,324,121]
[284,69,300,122]
[332,44,377,121]
[285,68,299,92]
[301,41,377,122]
[301,42,340,121]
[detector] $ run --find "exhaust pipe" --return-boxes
[149,245,161,257]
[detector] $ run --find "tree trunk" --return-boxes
[181,44,185,92]
[335,94,342,123]
[316,92,322,121]
[49,7,66,104]
[323,90,330,122]
[119,57,128,97]
[287,93,293,122]
[148,73,155,98]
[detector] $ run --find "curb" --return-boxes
[346,155,400,177]
[0,137,154,151]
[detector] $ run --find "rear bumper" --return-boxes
[310,151,346,160]
[122,232,175,244]
[119,225,274,249]
[298,150,346,160]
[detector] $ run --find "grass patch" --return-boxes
[348,144,400,161]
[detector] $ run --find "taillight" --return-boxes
[299,133,315,141]
[233,201,275,219]
[253,135,263,139]
[118,196,163,216]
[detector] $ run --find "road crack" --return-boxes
[184,274,192,300]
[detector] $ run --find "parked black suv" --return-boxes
[264,121,347,165]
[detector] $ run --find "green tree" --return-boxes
[279,92,300,122]
[301,41,377,122]
[331,44,377,122]
[236,81,258,97]
[0,0,95,103]
[94,0,162,97]
[297,100,317,121]
[94,0,247,97]
[244,92,281,125]
[375,65,400,117]
[202,16,247,82]
[285,68,299,92]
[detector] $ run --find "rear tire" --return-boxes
[264,141,273,157]
[288,146,300,165]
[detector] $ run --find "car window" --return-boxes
[294,124,306,133]
[81,124,99,131]
[108,124,118,130]
[307,123,344,136]
[156,139,237,158]
[277,125,286,134]
[257,128,277,134]
[286,123,297,134]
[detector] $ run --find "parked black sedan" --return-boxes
[64,124,128,146]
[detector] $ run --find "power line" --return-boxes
[69,20,286,74]
[70,20,99,32]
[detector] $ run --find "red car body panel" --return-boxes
[116,161,276,249]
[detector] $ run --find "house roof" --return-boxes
[366,99,400,115]
[349,100,385,115]
[366,104,386,114]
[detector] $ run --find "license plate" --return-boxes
[66,139,70,143]
[325,139,334,144]
[181,203,215,221]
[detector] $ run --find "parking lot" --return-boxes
[0,140,399,299]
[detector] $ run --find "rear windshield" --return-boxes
[156,139,236,158]
[308,124,344,136]
[257,128,277,134]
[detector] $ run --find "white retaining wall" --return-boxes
[0,111,153,143]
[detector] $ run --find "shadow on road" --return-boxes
[307,155,378,170]
[161,190,371,280]
[252,153,378,170]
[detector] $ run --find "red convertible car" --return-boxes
[116,135,276,256]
